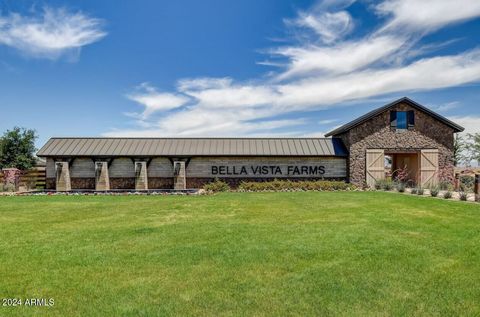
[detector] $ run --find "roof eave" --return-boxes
[325,97,465,136]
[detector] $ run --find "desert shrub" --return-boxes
[439,181,453,191]
[459,192,468,201]
[374,179,394,191]
[444,191,452,199]
[237,180,354,192]
[459,175,475,192]
[417,187,424,195]
[396,182,406,193]
[430,187,439,197]
[203,179,230,192]
[410,188,418,194]
[2,183,16,192]
[382,180,395,191]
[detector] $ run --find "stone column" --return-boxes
[2,168,20,192]
[454,173,460,191]
[95,161,110,191]
[55,161,71,191]
[475,174,479,202]
[173,161,186,190]
[135,161,148,191]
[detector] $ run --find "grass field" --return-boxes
[1,192,479,316]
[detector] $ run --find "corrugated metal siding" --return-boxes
[37,138,348,157]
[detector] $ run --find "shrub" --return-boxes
[410,188,418,194]
[459,175,475,192]
[203,179,230,192]
[2,183,16,192]
[396,182,406,193]
[417,187,424,195]
[439,181,453,191]
[430,187,439,197]
[382,180,394,191]
[444,191,452,199]
[374,179,394,191]
[393,165,410,184]
[237,180,354,192]
[459,192,468,201]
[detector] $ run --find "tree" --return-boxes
[0,127,38,170]
[453,134,468,166]
[467,133,480,166]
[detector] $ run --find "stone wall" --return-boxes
[43,156,348,190]
[187,157,347,178]
[187,177,346,189]
[337,102,455,186]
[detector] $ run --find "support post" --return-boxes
[135,161,148,191]
[454,173,460,191]
[55,161,71,191]
[475,174,479,202]
[173,161,186,190]
[95,161,110,191]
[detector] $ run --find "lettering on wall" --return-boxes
[211,165,326,176]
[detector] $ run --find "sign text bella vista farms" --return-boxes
[211,165,326,176]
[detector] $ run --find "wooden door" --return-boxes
[420,149,438,187]
[366,149,385,187]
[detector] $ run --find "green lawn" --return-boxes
[0,192,479,316]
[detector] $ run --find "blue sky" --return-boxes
[0,0,479,148]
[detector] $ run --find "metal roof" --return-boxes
[37,137,348,157]
[325,97,465,137]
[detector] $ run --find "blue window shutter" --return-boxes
[407,110,415,128]
[390,111,397,128]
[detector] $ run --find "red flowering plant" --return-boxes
[437,163,455,190]
[2,168,20,192]
[393,165,410,183]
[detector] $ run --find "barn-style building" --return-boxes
[37,97,464,191]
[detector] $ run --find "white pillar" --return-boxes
[95,161,110,191]
[55,161,71,191]
[135,161,148,191]
[173,161,186,190]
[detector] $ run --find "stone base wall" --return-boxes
[187,177,346,189]
[110,178,135,190]
[148,178,174,189]
[46,178,55,190]
[71,178,95,190]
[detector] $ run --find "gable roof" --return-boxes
[37,137,348,157]
[325,97,464,137]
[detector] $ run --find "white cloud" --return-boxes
[291,11,354,44]
[274,35,406,80]
[0,7,106,60]
[126,83,189,119]
[449,116,480,135]
[377,0,480,32]
[431,101,460,113]
[318,119,338,125]
[107,0,480,137]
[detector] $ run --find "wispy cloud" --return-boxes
[431,101,460,113]
[377,0,480,32]
[107,0,480,137]
[449,116,480,135]
[125,83,189,120]
[0,7,106,60]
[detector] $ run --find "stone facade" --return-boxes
[336,102,455,186]
[40,99,460,191]
[187,177,346,189]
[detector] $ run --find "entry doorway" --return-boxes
[386,152,419,186]
[366,149,439,187]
